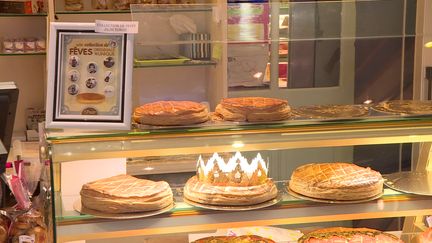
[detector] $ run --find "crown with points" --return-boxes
[196,152,269,186]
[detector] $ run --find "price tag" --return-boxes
[95,20,139,34]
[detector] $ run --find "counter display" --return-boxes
[38,0,432,242]
[43,121,432,242]
[131,98,432,130]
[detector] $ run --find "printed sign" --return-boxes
[46,23,133,129]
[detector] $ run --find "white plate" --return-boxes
[287,187,383,204]
[384,171,432,196]
[73,198,175,219]
[183,193,282,211]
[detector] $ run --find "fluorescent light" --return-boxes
[253,72,263,79]
[232,141,244,148]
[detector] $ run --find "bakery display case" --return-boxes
[38,0,432,242]
[42,116,432,242]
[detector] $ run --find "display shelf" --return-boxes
[133,59,217,68]
[56,4,213,15]
[279,6,289,15]
[0,52,46,56]
[55,10,130,15]
[45,118,432,162]
[55,188,432,241]
[279,55,288,61]
[228,85,270,91]
[0,13,47,17]
[131,4,213,13]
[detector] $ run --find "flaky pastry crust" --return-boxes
[288,163,383,200]
[184,176,277,206]
[80,175,173,213]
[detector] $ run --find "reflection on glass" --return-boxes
[227,2,270,89]
[228,44,270,89]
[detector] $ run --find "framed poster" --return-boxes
[46,22,133,130]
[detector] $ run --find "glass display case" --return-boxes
[41,0,432,242]
[42,119,432,242]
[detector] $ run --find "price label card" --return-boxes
[95,20,139,34]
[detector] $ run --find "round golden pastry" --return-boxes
[184,176,278,206]
[76,93,106,104]
[292,104,369,119]
[133,100,209,125]
[193,235,276,243]
[80,175,173,213]
[215,97,291,122]
[288,162,383,201]
[298,227,403,243]
[373,100,432,115]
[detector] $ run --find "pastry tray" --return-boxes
[383,171,432,196]
[132,101,432,131]
[73,198,175,219]
[134,56,190,66]
[371,100,432,115]
[182,193,282,211]
[286,184,383,204]
[132,117,296,130]
[291,104,370,120]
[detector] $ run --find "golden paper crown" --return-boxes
[196,152,269,186]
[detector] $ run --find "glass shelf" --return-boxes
[44,116,432,163]
[0,52,46,56]
[55,186,432,225]
[45,116,432,143]
[0,12,47,17]
[55,185,432,242]
[134,59,217,68]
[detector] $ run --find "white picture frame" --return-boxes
[46,22,133,130]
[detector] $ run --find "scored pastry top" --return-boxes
[196,152,269,187]
[134,100,207,116]
[220,97,288,110]
[193,235,276,243]
[81,174,171,199]
[298,227,403,243]
[374,100,432,115]
[290,163,383,189]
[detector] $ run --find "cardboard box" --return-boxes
[26,108,45,131]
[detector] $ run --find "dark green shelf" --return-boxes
[0,13,47,17]
[0,52,46,56]
[55,10,130,15]
[134,59,217,68]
